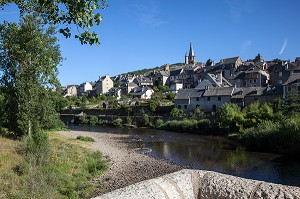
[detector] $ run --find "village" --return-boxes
[62,43,300,113]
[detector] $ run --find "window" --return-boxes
[279,72,282,77]
[218,96,221,101]
[298,86,300,92]
[254,79,256,83]
[288,87,291,92]
[178,105,181,109]
[207,97,210,101]
[196,97,199,101]
[184,105,187,109]
[279,80,282,84]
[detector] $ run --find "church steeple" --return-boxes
[189,42,194,57]
[185,42,196,65]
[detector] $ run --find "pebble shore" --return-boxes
[58,130,181,196]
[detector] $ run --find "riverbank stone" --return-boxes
[94,169,300,199]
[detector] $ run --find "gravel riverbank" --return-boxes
[57,130,182,196]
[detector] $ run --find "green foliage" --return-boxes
[1,0,107,45]
[192,107,205,119]
[79,114,89,124]
[89,115,98,125]
[165,92,175,100]
[240,115,300,154]
[148,100,159,112]
[158,119,212,134]
[218,103,245,133]
[20,131,50,166]
[112,118,123,127]
[3,133,108,198]
[126,117,133,125]
[142,113,150,126]
[155,119,164,128]
[76,136,95,142]
[0,16,63,136]
[170,108,186,118]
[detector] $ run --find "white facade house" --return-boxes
[77,82,93,96]
[131,86,154,99]
[96,75,114,95]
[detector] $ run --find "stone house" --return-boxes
[282,73,300,98]
[212,56,243,79]
[196,73,232,90]
[174,87,235,113]
[131,86,154,99]
[202,87,235,112]
[62,85,77,97]
[124,82,138,94]
[244,66,269,87]
[268,61,300,87]
[107,88,122,100]
[153,70,170,87]
[169,81,183,93]
[77,82,93,96]
[169,67,184,84]
[95,75,114,95]
[231,87,267,107]
[133,76,153,87]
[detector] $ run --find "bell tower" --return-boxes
[185,42,196,65]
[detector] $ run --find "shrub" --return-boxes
[170,108,186,118]
[76,136,95,142]
[155,119,164,128]
[89,115,98,125]
[113,118,123,127]
[142,113,150,126]
[79,114,89,124]
[126,117,132,125]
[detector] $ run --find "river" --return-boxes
[68,125,300,187]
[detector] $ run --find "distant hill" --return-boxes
[121,63,185,76]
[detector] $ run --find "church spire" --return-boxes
[189,42,194,57]
[185,42,196,65]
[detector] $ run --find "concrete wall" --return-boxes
[94,169,300,199]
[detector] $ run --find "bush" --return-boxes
[155,119,164,128]
[89,115,98,125]
[126,117,132,125]
[20,131,50,166]
[142,113,150,126]
[170,108,186,118]
[76,136,95,142]
[240,115,300,154]
[79,114,89,124]
[113,118,123,127]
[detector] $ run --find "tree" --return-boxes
[192,107,205,119]
[0,15,62,136]
[1,0,107,45]
[170,108,186,118]
[218,103,245,133]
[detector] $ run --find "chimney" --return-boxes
[217,72,223,85]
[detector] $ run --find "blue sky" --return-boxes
[1,0,300,86]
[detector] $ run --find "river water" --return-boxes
[68,125,300,187]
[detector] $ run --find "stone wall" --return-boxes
[93,169,300,199]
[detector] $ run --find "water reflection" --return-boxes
[68,125,300,186]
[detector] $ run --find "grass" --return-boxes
[76,135,96,142]
[0,132,108,199]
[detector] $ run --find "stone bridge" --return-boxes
[94,169,300,199]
